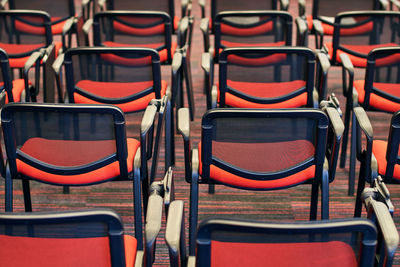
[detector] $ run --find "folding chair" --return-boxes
[202,47,330,110]
[1,100,168,218]
[0,10,63,102]
[340,47,400,195]
[0,207,165,267]
[353,105,400,216]
[7,0,88,50]
[166,178,398,267]
[96,0,191,34]
[296,0,387,47]
[53,47,175,168]
[178,105,344,255]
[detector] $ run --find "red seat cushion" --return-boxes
[0,234,136,267]
[211,240,357,267]
[372,140,400,181]
[73,80,167,113]
[354,80,400,112]
[1,79,26,103]
[219,80,308,108]
[17,138,139,185]
[102,41,178,63]
[198,140,316,189]
[325,42,399,68]
[0,41,62,68]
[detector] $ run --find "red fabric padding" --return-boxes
[50,17,67,35]
[220,40,285,49]
[220,21,273,36]
[220,80,307,108]
[2,79,26,103]
[226,53,287,66]
[74,80,167,112]
[307,15,373,36]
[100,53,153,66]
[372,140,400,181]
[0,234,136,267]
[354,80,400,113]
[173,16,179,31]
[325,42,399,67]
[211,240,357,267]
[14,16,65,35]
[16,138,139,185]
[113,20,165,36]
[198,141,316,189]
[103,41,177,63]
[306,15,314,31]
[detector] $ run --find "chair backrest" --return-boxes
[213,11,292,61]
[63,47,163,113]
[0,10,53,60]
[93,11,174,63]
[1,103,130,183]
[195,218,377,267]
[312,0,383,20]
[0,209,130,267]
[200,108,328,189]
[8,0,76,22]
[218,47,315,108]
[362,47,400,111]
[330,11,400,66]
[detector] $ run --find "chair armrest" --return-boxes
[141,104,158,135]
[141,103,158,163]
[171,51,182,103]
[353,106,373,166]
[353,107,373,143]
[82,18,93,36]
[61,17,76,51]
[178,108,192,181]
[298,0,306,17]
[97,0,106,9]
[24,50,45,101]
[211,85,217,109]
[166,200,186,267]
[145,192,163,266]
[201,52,212,108]
[0,0,7,9]
[313,19,324,49]
[316,52,331,100]
[295,17,308,46]
[52,53,65,75]
[340,53,354,98]
[280,0,289,11]
[392,0,400,9]
[200,18,210,52]
[178,16,189,46]
[199,0,205,18]
[365,200,399,265]
[380,0,389,9]
[181,0,189,16]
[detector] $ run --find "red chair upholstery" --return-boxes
[178,106,344,256]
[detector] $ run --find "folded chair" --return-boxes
[96,0,191,33]
[341,47,400,195]
[353,105,400,216]
[0,207,165,267]
[296,0,387,47]
[1,100,169,217]
[166,178,398,267]
[0,10,63,102]
[53,47,175,168]
[202,47,330,110]
[178,105,344,255]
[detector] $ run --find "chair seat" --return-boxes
[211,240,357,267]
[219,80,307,108]
[103,41,178,63]
[1,79,26,103]
[0,41,62,68]
[0,234,136,267]
[74,80,167,113]
[17,138,140,185]
[325,42,399,67]
[373,140,400,181]
[354,80,400,113]
[198,140,316,189]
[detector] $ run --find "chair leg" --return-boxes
[189,178,199,256]
[133,172,144,251]
[320,172,329,220]
[340,102,352,168]
[22,179,32,212]
[5,166,12,212]
[208,184,215,194]
[63,186,70,194]
[354,165,366,217]
[183,52,195,121]
[310,182,319,220]
[348,111,357,196]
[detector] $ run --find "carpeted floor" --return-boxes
[0,0,399,266]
